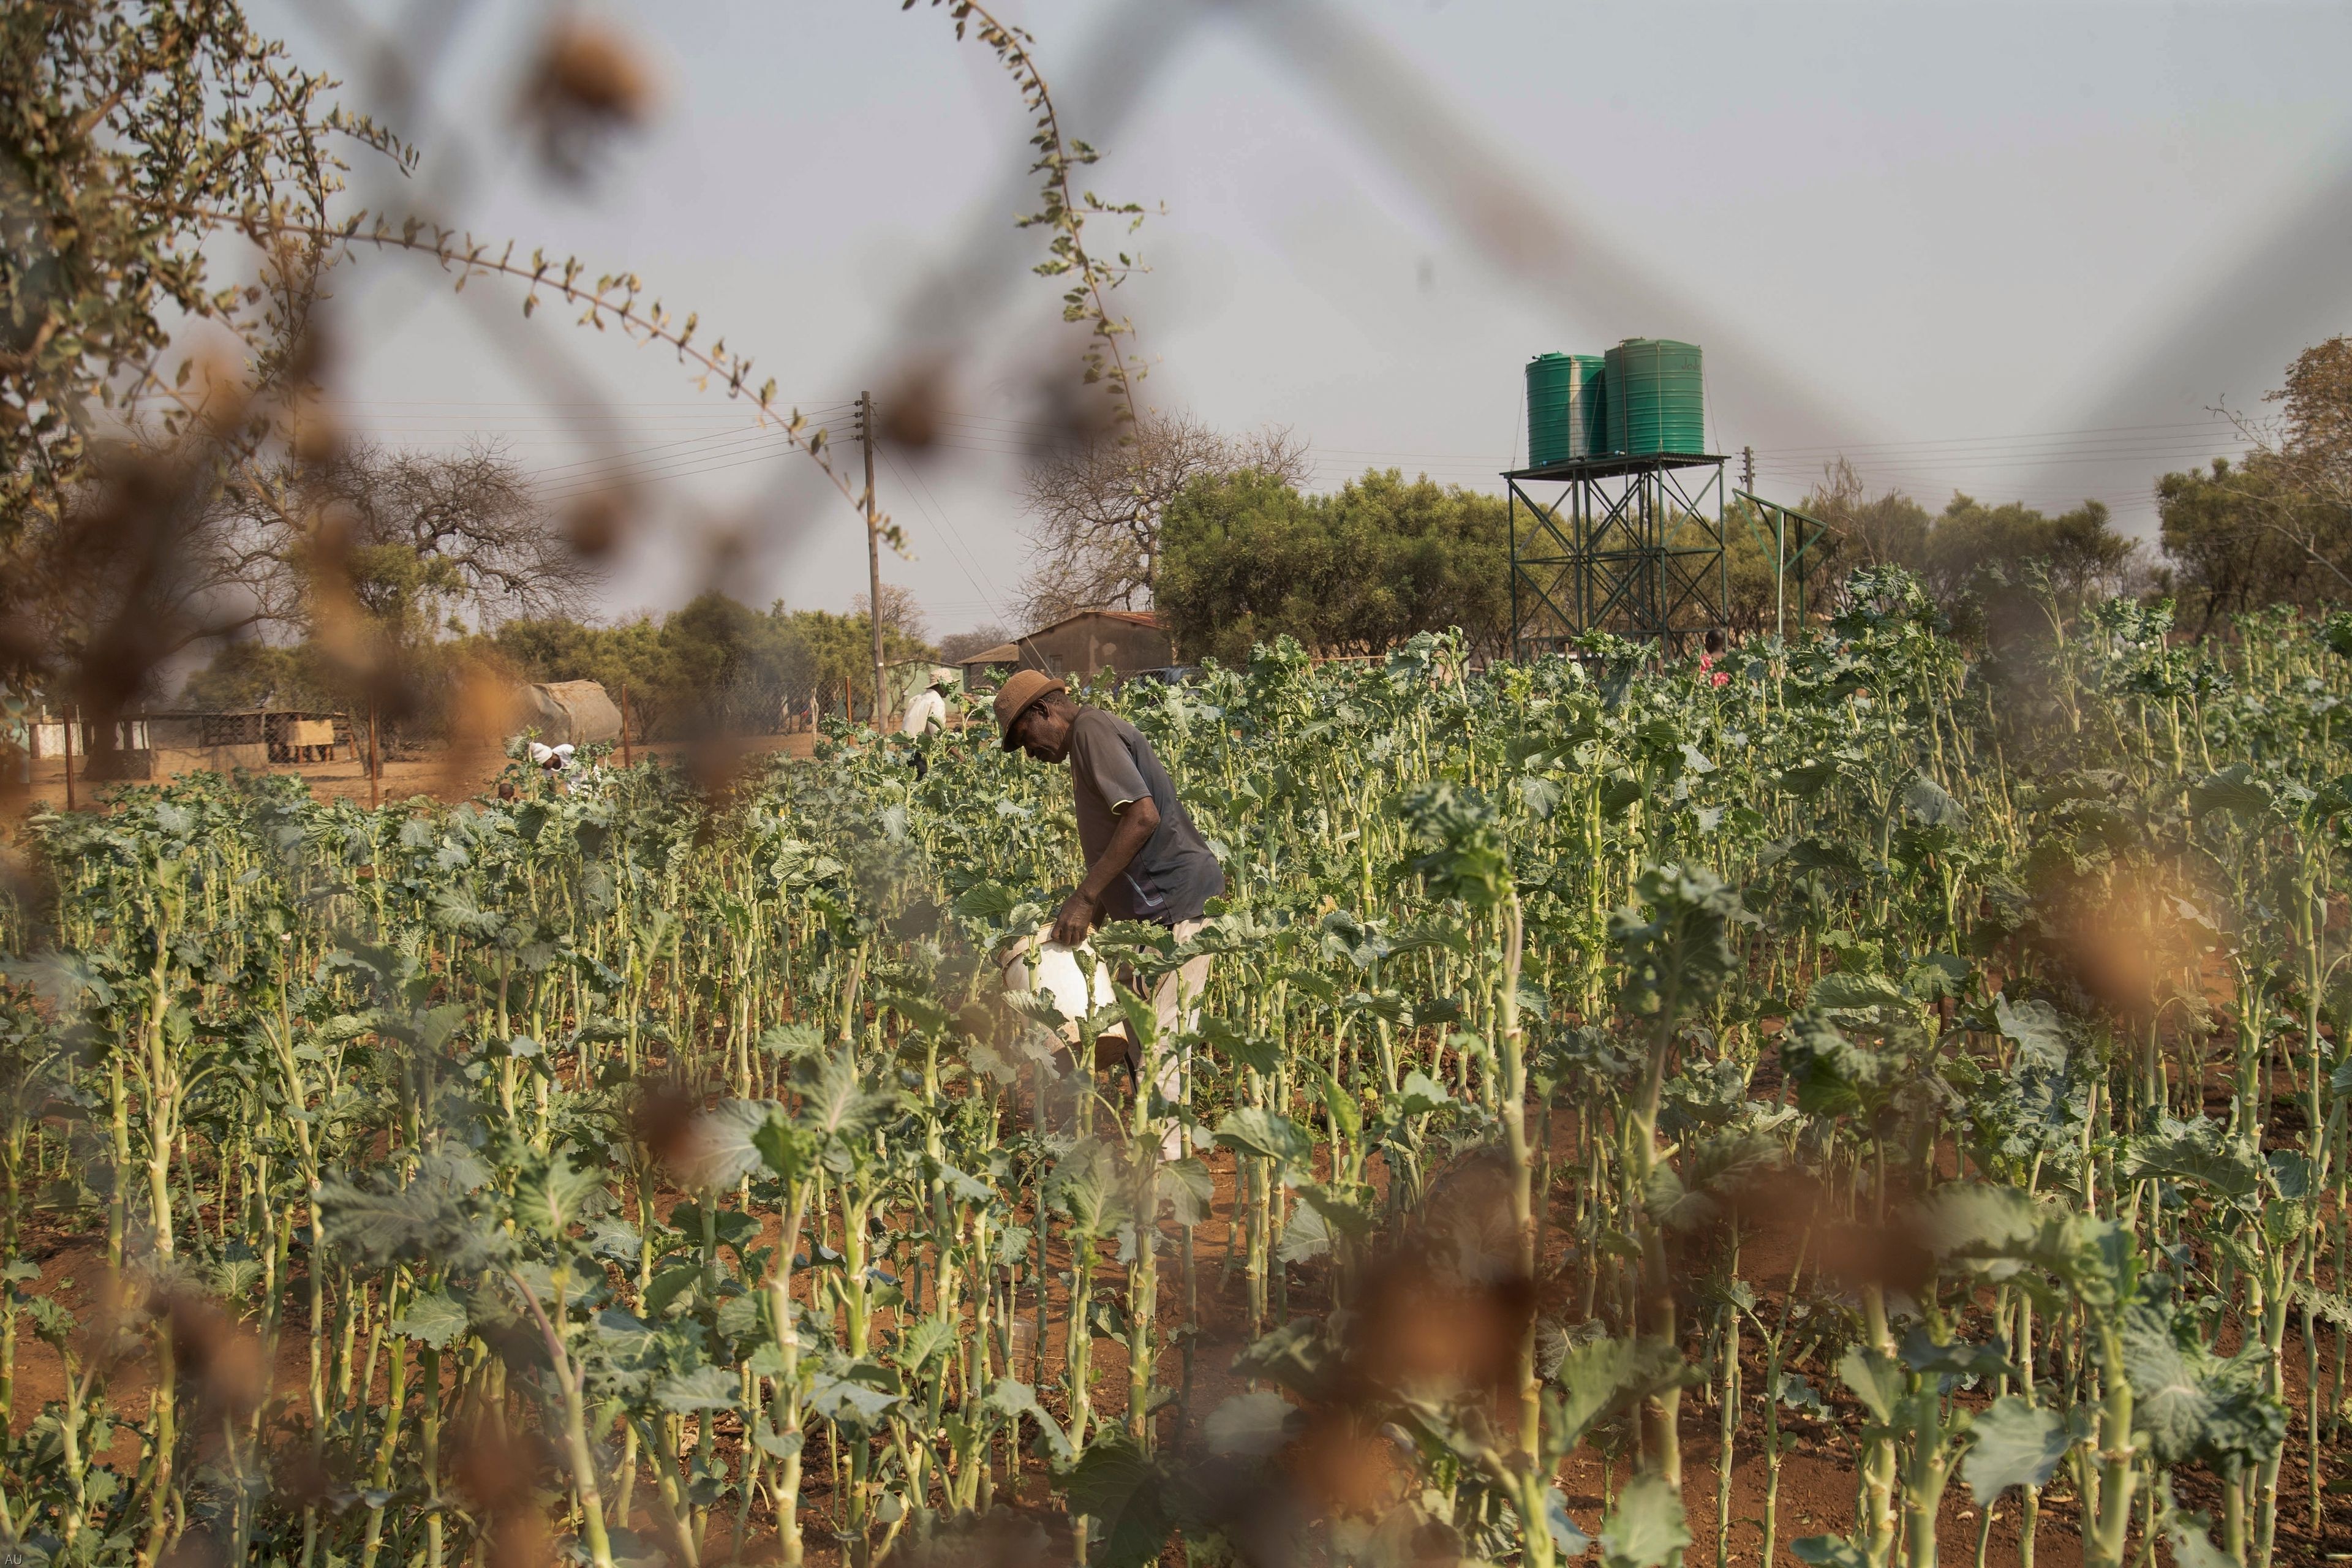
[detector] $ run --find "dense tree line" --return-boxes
[1157,469,1513,662]
[1152,461,2144,663]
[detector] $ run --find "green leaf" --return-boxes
[1776,1371,1827,1416]
[2122,1118,2263,1204]
[1899,1325,2009,1381]
[752,1114,816,1184]
[1904,952,1970,1001]
[1782,837,1865,882]
[985,1378,1074,1464]
[2160,1480,2237,1568]
[1060,1431,1171,1568]
[2188,764,2272,821]
[684,1099,780,1192]
[1552,1336,1691,1455]
[653,1365,739,1414]
[891,1314,960,1375]
[1963,1397,2073,1506]
[1807,971,1909,1012]
[1231,1319,1343,1404]
[1611,865,1755,1023]
[1792,1536,1872,1568]
[803,1373,900,1433]
[1599,1472,1691,1568]
[1300,1059,1362,1142]
[1395,1069,1453,1116]
[1994,994,2069,1071]
[1913,1182,2043,1259]
[641,1264,700,1319]
[1157,1157,1215,1227]
[513,1148,603,1237]
[1275,1202,1332,1265]
[1518,774,1563,821]
[714,1291,767,1346]
[2121,1303,2285,1469]
[1777,760,1839,797]
[1902,771,1967,827]
[391,1290,469,1349]
[1543,1487,1592,1556]
[1195,1014,1280,1077]
[1213,1107,1314,1173]
[793,1047,899,1147]
[953,881,1017,920]
[1837,1346,1903,1425]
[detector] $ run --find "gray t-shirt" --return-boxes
[1066,707,1224,925]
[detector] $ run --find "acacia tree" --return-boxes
[1157,466,1511,662]
[1018,410,1308,623]
[2159,337,2352,633]
[210,440,599,636]
[0,0,400,536]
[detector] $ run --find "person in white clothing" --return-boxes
[900,667,956,778]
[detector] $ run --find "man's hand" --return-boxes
[1052,890,1101,948]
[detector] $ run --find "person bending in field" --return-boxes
[995,669,1223,1158]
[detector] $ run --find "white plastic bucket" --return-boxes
[1000,925,1128,1052]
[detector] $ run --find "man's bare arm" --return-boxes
[1054,796,1161,945]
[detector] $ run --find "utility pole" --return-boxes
[1740,444,1755,494]
[858,390,886,729]
[619,682,634,767]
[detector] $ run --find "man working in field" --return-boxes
[995,669,1223,1156]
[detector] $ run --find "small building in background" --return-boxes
[956,610,1174,692]
[55,710,354,780]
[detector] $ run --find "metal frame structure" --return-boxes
[1506,453,1729,657]
[1731,490,1835,641]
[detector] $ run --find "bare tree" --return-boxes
[1018,410,1310,623]
[936,623,1011,662]
[194,439,601,641]
[852,583,931,646]
[1804,458,1931,574]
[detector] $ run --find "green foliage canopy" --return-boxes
[1156,467,1510,662]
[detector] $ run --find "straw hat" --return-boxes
[992,669,1066,751]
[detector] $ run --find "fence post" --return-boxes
[62,707,75,812]
[620,682,634,767]
[367,698,380,809]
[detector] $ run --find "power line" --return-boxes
[529,407,857,477]
[882,449,1018,636]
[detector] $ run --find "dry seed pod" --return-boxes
[880,361,951,453]
[560,490,627,560]
[534,18,656,123]
[521,18,662,179]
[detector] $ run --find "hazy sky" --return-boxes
[269,0,2352,640]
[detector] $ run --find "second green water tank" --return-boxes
[1526,352,1608,467]
[1604,338,1705,456]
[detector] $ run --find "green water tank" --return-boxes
[1525,352,1607,467]
[1604,338,1704,456]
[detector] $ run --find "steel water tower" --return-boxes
[1507,339,1728,654]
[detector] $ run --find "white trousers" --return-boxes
[1148,918,1210,1159]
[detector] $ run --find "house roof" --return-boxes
[958,642,1024,666]
[1033,608,1160,633]
[958,611,1164,669]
